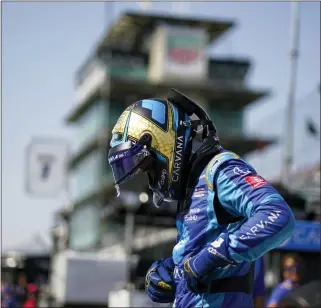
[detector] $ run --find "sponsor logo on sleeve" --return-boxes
[240,210,282,240]
[233,167,251,176]
[244,175,267,188]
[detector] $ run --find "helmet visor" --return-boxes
[108,141,152,185]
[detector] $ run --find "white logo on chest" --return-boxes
[184,208,200,222]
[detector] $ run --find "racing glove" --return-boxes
[145,256,176,303]
[183,233,236,293]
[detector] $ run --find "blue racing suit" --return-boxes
[172,150,295,308]
[253,256,265,298]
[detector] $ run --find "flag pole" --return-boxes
[282,2,300,187]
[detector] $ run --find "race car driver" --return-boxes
[108,89,295,308]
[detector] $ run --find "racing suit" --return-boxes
[172,150,295,308]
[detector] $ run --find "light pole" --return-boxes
[282,2,300,187]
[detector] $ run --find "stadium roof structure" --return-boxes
[96,10,235,54]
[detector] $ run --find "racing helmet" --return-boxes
[108,89,217,207]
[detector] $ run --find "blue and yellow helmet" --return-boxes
[108,89,217,207]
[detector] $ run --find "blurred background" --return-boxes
[1,1,320,308]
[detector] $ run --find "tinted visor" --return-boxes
[108,141,152,185]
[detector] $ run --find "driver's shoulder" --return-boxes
[204,150,245,189]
